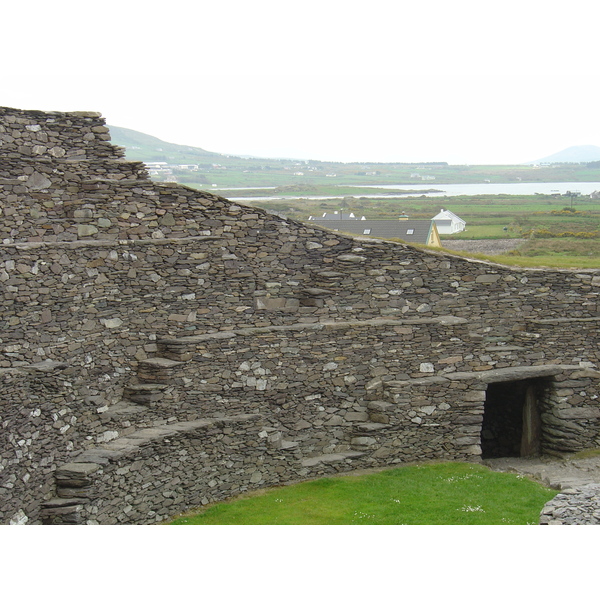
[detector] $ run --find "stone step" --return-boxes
[136,357,184,382]
[40,498,86,525]
[301,451,365,467]
[139,357,183,367]
[55,462,101,488]
[123,383,169,405]
[57,486,95,499]
[102,400,148,417]
[354,422,390,433]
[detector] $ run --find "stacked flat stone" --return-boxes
[540,484,600,524]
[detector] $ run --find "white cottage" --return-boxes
[432,209,466,234]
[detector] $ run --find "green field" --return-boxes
[167,462,556,525]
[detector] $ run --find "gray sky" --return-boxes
[3,0,598,164]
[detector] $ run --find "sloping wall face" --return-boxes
[2,106,600,524]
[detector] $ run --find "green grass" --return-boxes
[167,462,556,525]
[494,238,600,269]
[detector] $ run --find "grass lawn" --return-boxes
[168,462,556,525]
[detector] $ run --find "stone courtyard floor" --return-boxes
[483,453,600,490]
[483,453,600,524]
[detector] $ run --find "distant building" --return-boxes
[308,211,359,221]
[431,209,466,234]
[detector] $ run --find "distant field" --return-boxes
[440,239,600,269]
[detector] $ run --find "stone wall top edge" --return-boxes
[0,106,103,119]
[0,156,143,166]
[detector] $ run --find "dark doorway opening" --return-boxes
[481,379,545,459]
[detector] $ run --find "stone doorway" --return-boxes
[480,378,547,459]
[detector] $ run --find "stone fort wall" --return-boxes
[2,106,600,524]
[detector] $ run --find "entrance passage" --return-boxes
[480,379,544,459]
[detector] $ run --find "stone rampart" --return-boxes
[0,107,126,161]
[3,106,600,524]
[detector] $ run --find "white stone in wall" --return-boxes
[101,318,123,329]
[48,146,66,157]
[256,379,267,390]
[97,430,119,443]
[9,510,28,525]
[78,225,98,237]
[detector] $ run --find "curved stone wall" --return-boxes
[2,106,600,524]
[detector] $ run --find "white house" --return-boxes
[431,209,466,234]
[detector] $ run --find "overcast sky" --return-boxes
[3,0,598,164]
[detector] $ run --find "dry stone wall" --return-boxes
[0,107,127,161]
[2,106,600,524]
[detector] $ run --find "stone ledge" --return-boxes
[68,414,262,466]
[386,364,597,388]
[19,360,69,373]
[158,315,470,346]
[301,451,365,467]
[531,316,600,324]
[3,235,223,250]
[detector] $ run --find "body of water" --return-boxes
[228,181,600,202]
[355,182,600,197]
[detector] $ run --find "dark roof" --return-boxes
[308,212,360,220]
[309,219,436,245]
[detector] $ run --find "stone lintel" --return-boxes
[386,365,599,388]
[19,360,69,373]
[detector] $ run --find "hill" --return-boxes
[108,125,220,162]
[531,145,600,164]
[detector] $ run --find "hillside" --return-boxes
[108,125,220,162]
[532,145,600,164]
